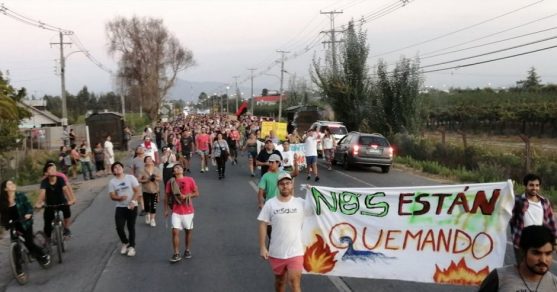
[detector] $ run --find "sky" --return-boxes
[1,0,556,100]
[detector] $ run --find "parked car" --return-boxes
[308,121,348,156]
[332,132,393,173]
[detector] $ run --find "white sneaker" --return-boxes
[150,219,156,227]
[120,243,129,255]
[145,216,151,225]
[127,247,136,257]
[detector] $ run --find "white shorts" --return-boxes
[171,213,194,230]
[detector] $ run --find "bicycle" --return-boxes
[7,219,51,285]
[44,204,68,264]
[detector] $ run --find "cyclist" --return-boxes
[35,162,75,238]
[0,180,50,277]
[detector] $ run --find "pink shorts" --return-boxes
[269,256,304,275]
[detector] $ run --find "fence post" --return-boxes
[457,130,467,148]
[519,134,531,173]
[439,127,446,145]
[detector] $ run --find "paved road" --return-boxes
[2,154,556,291]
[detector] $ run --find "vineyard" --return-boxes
[422,87,557,137]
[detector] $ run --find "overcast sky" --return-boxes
[1,0,556,99]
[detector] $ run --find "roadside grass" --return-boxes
[395,156,557,204]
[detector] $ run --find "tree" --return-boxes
[312,20,372,131]
[376,57,423,135]
[106,16,195,121]
[515,67,542,91]
[0,72,31,178]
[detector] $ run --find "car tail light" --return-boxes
[353,144,360,156]
[388,147,394,158]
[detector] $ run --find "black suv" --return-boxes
[332,132,393,173]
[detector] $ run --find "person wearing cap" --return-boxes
[108,161,141,257]
[257,154,285,209]
[35,162,76,238]
[257,172,311,292]
[256,138,283,177]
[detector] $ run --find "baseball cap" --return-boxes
[277,172,292,183]
[267,154,281,162]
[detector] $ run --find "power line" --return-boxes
[421,26,557,60]
[420,13,557,57]
[420,36,557,69]
[422,44,557,74]
[370,0,545,58]
[0,3,113,74]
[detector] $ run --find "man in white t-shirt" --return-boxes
[257,172,311,292]
[304,129,319,182]
[509,173,557,264]
[108,162,141,257]
[140,136,159,164]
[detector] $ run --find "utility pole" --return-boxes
[248,68,256,114]
[320,10,344,74]
[233,75,240,112]
[50,31,73,126]
[277,50,289,122]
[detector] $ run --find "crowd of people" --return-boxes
[0,111,556,291]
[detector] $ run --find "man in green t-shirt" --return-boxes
[257,154,284,209]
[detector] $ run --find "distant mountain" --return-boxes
[167,79,226,102]
[167,78,267,102]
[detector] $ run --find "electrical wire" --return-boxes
[421,26,557,60]
[1,4,113,75]
[422,44,557,74]
[420,36,557,69]
[369,0,545,58]
[420,13,557,57]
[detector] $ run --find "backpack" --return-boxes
[167,178,190,209]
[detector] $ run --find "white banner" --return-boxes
[301,181,515,286]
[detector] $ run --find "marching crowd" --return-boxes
[0,111,556,291]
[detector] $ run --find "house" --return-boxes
[18,100,62,129]
[254,94,287,105]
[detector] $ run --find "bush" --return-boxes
[125,113,151,134]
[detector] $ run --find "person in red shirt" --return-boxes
[165,164,199,263]
[195,128,211,173]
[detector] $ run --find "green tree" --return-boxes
[515,67,542,91]
[0,72,31,179]
[376,57,423,134]
[312,20,372,131]
[106,16,195,122]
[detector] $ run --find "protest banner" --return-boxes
[260,121,288,141]
[276,143,306,169]
[301,181,515,286]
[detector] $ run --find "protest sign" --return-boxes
[301,181,514,286]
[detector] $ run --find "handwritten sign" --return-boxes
[301,181,514,286]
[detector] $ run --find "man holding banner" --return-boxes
[258,173,311,292]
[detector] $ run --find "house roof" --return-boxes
[18,101,61,123]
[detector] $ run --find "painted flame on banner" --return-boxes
[433,258,490,286]
[303,234,339,274]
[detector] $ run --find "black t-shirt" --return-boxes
[181,136,194,153]
[256,149,283,176]
[40,177,67,205]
